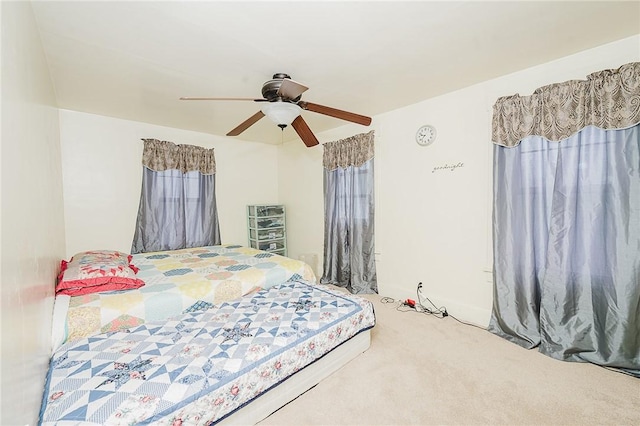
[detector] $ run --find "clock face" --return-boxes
[416,125,437,146]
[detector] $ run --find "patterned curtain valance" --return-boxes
[141,139,216,174]
[492,62,640,147]
[323,130,375,170]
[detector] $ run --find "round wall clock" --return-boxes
[416,124,437,146]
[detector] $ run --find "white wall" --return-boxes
[278,35,640,326]
[0,2,66,425]
[60,110,280,257]
[0,3,633,422]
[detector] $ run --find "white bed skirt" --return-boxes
[51,294,70,352]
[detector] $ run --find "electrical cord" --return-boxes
[380,296,420,312]
[415,283,447,318]
[416,284,487,330]
[379,283,488,331]
[447,312,487,330]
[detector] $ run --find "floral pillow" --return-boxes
[56,250,145,296]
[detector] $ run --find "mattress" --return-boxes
[53,245,316,348]
[40,280,376,425]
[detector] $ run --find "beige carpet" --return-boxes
[258,293,640,426]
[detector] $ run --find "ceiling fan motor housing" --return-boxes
[262,73,301,102]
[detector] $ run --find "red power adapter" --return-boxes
[405,298,416,308]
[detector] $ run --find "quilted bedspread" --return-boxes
[63,245,316,343]
[40,280,376,425]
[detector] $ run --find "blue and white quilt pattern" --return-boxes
[40,281,376,425]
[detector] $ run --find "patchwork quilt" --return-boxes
[40,280,376,425]
[63,245,316,343]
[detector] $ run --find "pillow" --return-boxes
[56,250,145,296]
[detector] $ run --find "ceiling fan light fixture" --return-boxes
[261,102,302,128]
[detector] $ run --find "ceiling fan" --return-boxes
[180,73,372,147]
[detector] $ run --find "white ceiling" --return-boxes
[31,1,640,145]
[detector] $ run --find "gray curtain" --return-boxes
[321,131,377,294]
[489,63,640,374]
[131,139,221,254]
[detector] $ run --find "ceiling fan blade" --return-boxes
[299,101,372,126]
[180,97,268,102]
[291,116,319,147]
[277,79,309,100]
[227,111,265,136]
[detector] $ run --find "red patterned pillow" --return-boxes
[56,250,145,296]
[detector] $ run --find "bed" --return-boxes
[52,245,316,349]
[40,279,376,425]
